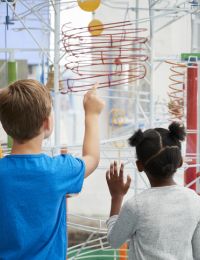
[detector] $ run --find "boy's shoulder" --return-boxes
[0,153,73,161]
[0,153,83,170]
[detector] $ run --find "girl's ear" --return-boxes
[136,160,144,172]
[179,158,183,168]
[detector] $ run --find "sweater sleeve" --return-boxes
[192,221,200,260]
[106,199,138,249]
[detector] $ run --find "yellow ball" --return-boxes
[88,19,104,36]
[77,0,101,12]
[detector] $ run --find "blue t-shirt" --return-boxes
[0,153,85,260]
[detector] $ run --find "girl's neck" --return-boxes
[148,176,176,188]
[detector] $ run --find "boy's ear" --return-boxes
[43,114,53,139]
[43,117,51,131]
[136,160,144,172]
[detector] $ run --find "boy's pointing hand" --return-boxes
[83,83,105,115]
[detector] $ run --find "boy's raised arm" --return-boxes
[82,84,105,178]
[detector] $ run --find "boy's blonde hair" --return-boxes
[0,79,52,142]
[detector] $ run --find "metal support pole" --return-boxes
[149,0,155,128]
[7,53,17,148]
[134,0,139,196]
[54,0,60,152]
[8,61,17,85]
[191,2,200,192]
[185,60,198,191]
[198,63,200,194]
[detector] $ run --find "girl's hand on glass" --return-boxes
[106,161,131,198]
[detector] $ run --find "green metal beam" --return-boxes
[181,53,200,61]
[7,61,17,148]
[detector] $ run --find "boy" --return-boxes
[0,79,105,260]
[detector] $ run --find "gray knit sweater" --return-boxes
[107,185,200,260]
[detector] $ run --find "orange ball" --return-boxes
[88,19,104,36]
[77,0,101,12]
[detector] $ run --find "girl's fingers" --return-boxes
[106,170,110,182]
[110,163,114,178]
[119,163,124,180]
[125,175,132,189]
[113,161,118,177]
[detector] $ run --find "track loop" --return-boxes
[166,60,186,121]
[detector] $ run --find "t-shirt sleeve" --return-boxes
[54,154,85,195]
[106,198,138,249]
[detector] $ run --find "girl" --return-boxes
[106,122,200,260]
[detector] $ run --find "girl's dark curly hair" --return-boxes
[128,122,186,179]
